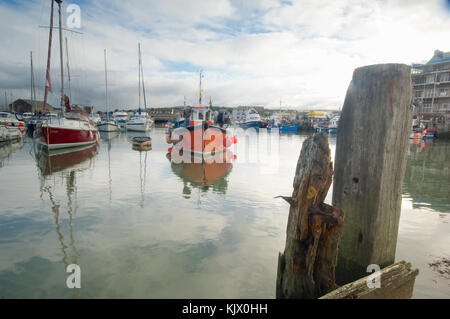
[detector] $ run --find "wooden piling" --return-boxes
[320,261,419,299]
[332,64,413,285]
[276,132,345,299]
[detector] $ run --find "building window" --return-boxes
[439,103,450,112]
[424,89,434,97]
[423,103,432,112]
[439,73,449,82]
[439,88,449,97]
[414,90,423,98]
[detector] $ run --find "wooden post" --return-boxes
[276,132,345,299]
[332,64,413,285]
[320,261,419,299]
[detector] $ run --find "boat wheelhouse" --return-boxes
[239,108,262,129]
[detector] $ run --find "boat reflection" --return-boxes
[100,130,119,141]
[0,139,23,168]
[167,149,236,196]
[34,143,99,175]
[33,143,98,299]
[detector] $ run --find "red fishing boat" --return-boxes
[166,106,237,160]
[35,0,99,150]
[165,71,236,161]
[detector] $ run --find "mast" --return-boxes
[30,51,34,113]
[140,45,147,112]
[104,49,108,120]
[199,70,203,106]
[56,0,65,115]
[138,42,141,114]
[32,53,36,112]
[65,37,72,103]
[43,0,55,111]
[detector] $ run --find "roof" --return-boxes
[308,111,326,116]
[426,50,450,65]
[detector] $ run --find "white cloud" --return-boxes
[0,0,449,111]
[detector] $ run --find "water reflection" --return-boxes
[0,140,23,167]
[33,143,99,298]
[167,149,236,197]
[403,140,449,213]
[34,143,99,176]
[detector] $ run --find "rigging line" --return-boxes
[140,46,147,110]
[65,37,72,102]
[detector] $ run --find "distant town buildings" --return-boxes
[9,99,57,113]
[412,49,450,136]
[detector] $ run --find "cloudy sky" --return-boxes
[1,0,450,111]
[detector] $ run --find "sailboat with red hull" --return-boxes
[35,0,99,150]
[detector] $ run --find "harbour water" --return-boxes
[0,128,448,298]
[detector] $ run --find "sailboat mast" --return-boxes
[104,49,108,120]
[138,42,141,112]
[199,70,202,106]
[43,0,55,111]
[31,52,36,111]
[65,37,72,102]
[140,46,147,112]
[30,51,34,113]
[56,0,65,114]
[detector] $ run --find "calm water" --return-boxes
[0,128,448,298]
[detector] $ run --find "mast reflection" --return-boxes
[34,142,99,298]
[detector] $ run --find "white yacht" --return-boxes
[112,112,129,129]
[125,112,154,132]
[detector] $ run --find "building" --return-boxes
[412,50,450,137]
[9,99,58,113]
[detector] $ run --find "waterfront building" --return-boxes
[9,99,57,114]
[412,50,450,137]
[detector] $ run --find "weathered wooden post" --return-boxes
[276,132,345,299]
[332,64,413,285]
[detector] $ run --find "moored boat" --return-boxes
[98,49,119,133]
[112,112,129,129]
[132,136,152,150]
[126,43,154,132]
[268,121,299,133]
[239,108,261,130]
[35,0,99,150]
